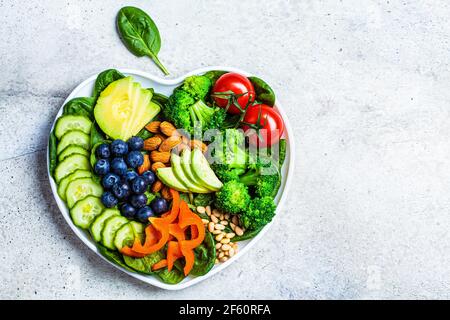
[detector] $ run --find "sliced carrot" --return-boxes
[178,201,205,249]
[160,189,180,224]
[152,259,168,271]
[179,240,195,276]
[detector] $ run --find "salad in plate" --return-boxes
[48,68,286,284]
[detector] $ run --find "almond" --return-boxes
[159,135,182,152]
[138,154,151,174]
[150,151,171,163]
[161,186,173,200]
[145,121,161,133]
[143,136,163,151]
[152,180,163,193]
[160,121,177,136]
[151,161,166,172]
[190,139,207,153]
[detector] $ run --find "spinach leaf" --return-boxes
[117,6,169,75]
[203,70,227,85]
[248,76,276,107]
[93,69,125,100]
[90,142,102,169]
[193,193,214,207]
[152,92,169,106]
[96,244,136,272]
[122,251,164,275]
[63,97,95,120]
[190,232,216,276]
[90,122,107,148]
[155,267,185,284]
[48,130,57,177]
[232,226,264,242]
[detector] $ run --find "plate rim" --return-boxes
[46,66,295,290]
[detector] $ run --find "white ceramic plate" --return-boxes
[47,67,295,290]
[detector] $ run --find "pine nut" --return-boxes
[228,248,235,257]
[202,219,209,224]
[215,259,219,264]
[215,224,225,230]
[218,252,225,259]
[220,220,228,226]
[208,222,215,232]
[235,226,244,236]
[226,233,235,239]
[206,206,212,216]
[215,243,222,250]
[211,215,219,223]
[230,223,236,231]
[221,244,231,251]
[220,257,228,262]
[232,216,239,225]
[224,213,230,220]
[220,238,230,244]
[215,233,225,241]
[196,206,206,214]
[212,230,222,235]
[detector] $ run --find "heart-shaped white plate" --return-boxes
[47,67,295,290]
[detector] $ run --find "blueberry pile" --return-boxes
[94,137,169,223]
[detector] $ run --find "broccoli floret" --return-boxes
[239,156,281,198]
[211,164,246,183]
[182,75,212,100]
[163,76,225,134]
[240,196,276,231]
[215,180,250,214]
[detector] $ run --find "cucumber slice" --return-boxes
[101,216,129,250]
[57,169,92,200]
[54,154,90,183]
[65,177,103,208]
[55,115,92,139]
[70,196,104,229]
[89,209,120,242]
[58,145,90,162]
[114,221,145,250]
[56,130,90,154]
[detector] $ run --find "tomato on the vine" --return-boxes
[212,73,256,114]
[241,104,284,147]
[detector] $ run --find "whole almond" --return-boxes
[145,121,161,133]
[190,139,207,153]
[159,135,182,152]
[161,186,173,200]
[160,121,177,136]
[151,161,166,172]
[143,136,163,151]
[151,180,163,193]
[150,151,171,163]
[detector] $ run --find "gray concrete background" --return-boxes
[1,0,449,299]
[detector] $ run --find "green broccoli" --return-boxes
[215,180,250,214]
[163,75,226,134]
[240,196,276,231]
[239,155,281,198]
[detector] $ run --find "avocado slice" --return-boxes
[180,149,215,192]
[191,148,223,191]
[94,77,160,140]
[171,154,210,193]
[156,167,190,193]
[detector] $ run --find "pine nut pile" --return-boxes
[197,205,246,264]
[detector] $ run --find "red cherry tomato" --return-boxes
[213,73,256,114]
[241,104,284,147]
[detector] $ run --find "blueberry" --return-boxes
[110,139,128,157]
[110,157,127,176]
[131,177,147,194]
[101,173,121,189]
[95,143,111,159]
[150,197,169,215]
[101,191,118,208]
[127,136,144,151]
[120,203,136,219]
[126,151,144,168]
[112,182,131,199]
[124,170,138,183]
[130,193,148,209]
[141,170,156,186]
[94,159,110,176]
[136,206,155,223]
